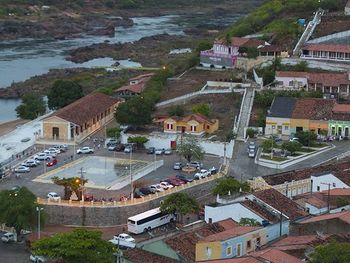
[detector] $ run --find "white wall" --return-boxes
[305,203,328,215]
[204,203,265,224]
[265,117,291,136]
[311,173,350,192]
[275,76,308,88]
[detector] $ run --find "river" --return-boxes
[0,14,240,123]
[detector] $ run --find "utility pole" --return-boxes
[78,167,86,201]
[36,207,44,239]
[321,182,331,212]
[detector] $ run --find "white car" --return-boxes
[77,147,94,154]
[43,150,57,157]
[289,137,299,142]
[194,169,210,179]
[155,149,164,155]
[109,233,135,248]
[14,166,30,173]
[1,232,16,243]
[22,159,40,167]
[30,255,47,263]
[48,147,61,154]
[47,192,61,201]
[159,181,174,190]
[164,149,172,155]
[149,184,165,192]
[34,153,52,161]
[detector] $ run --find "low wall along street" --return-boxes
[40,168,228,226]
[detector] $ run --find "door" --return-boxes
[236,243,242,257]
[52,127,59,139]
[345,127,349,137]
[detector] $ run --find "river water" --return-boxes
[0,14,240,123]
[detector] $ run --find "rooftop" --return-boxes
[300,211,350,224]
[302,43,350,53]
[51,93,120,126]
[249,248,303,263]
[167,113,216,125]
[129,73,154,81]
[117,83,145,94]
[291,98,334,120]
[202,226,259,242]
[267,97,296,118]
[254,189,308,221]
[199,257,261,263]
[123,248,177,263]
[241,200,279,223]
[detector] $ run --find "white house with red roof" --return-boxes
[115,73,154,97]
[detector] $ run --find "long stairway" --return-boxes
[236,87,255,140]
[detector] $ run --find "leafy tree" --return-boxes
[296,131,317,146]
[238,47,259,59]
[168,105,185,117]
[212,177,250,196]
[47,80,83,110]
[115,96,153,128]
[176,135,204,162]
[239,218,261,226]
[127,136,149,148]
[192,103,211,117]
[246,128,256,138]
[15,94,46,120]
[106,127,122,139]
[31,229,117,263]
[160,192,199,223]
[294,60,308,72]
[52,177,88,200]
[261,138,277,152]
[309,241,350,263]
[336,197,349,208]
[281,141,302,155]
[0,187,45,240]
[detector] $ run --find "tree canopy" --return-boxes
[212,177,250,196]
[160,192,199,223]
[47,80,83,110]
[192,103,211,117]
[0,187,44,239]
[31,229,117,263]
[176,135,205,163]
[127,136,149,148]
[52,176,88,200]
[309,241,350,263]
[16,93,46,120]
[115,96,153,128]
[281,141,302,155]
[296,131,317,146]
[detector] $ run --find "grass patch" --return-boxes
[310,143,328,148]
[299,147,316,153]
[260,155,288,162]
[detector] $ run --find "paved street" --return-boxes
[0,232,30,263]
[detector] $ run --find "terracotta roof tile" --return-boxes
[199,257,261,263]
[303,43,350,53]
[117,83,145,94]
[241,200,279,223]
[249,248,303,263]
[320,188,350,196]
[300,211,350,224]
[129,73,154,81]
[292,98,334,120]
[203,226,259,242]
[258,45,287,52]
[123,248,177,263]
[333,103,350,113]
[272,235,329,247]
[254,189,307,221]
[52,93,121,126]
[181,113,215,124]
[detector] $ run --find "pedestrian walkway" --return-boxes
[236,87,255,140]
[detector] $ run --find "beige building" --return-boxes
[41,93,122,143]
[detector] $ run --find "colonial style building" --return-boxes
[115,73,154,97]
[41,93,122,143]
[301,43,350,62]
[163,113,219,135]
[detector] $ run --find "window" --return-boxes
[208,218,212,224]
[247,240,252,250]
[191,125,197,132]
[284,126,289,131]
[317,186,320,191]
[166,123,173,130]
[207,125,210,129]
[136,212,164,225]
[226,246,232,256]
[236,243,241,257]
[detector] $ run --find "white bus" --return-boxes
[127,207,176,234]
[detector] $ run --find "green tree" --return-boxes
[281,141,302,155]
[15,94,46,120]
[127,136,149,148]
[160,192,199,223]
[115,96,153,128]
[31,229,117,263]
[246,128,256,138]
[192,103,211,117]
[0,187,45,240]
[296,131,317,146]
[294,60,308,71]
[168,105,185,117]
[238,46,259,59]
[106,127,122,139]
[239,218,261,226]
[176,135,204,162]
[52,177,87,200]
[47,80,83,110]
[212,177,250,196]
[261,138,277,152]
[309,241,350,263]
[335,197,349,208]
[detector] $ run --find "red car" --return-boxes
[161,177,186,187]
[46,158,57,167]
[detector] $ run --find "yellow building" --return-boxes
[41,93,122,143]
[163,113,219,135]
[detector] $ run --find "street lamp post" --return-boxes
[36,207,44,239]
[77,167,86,201]
[130,146,133,201]
[271,126,275,159]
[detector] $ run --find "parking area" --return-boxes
[0,231,30,263]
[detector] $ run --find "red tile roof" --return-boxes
[203,226,259,242]
[320,188,350,196]
[303,43,350,53]
[300,211,350,224]
[333,103,350,113]
[272,235,327,247]
[254,189,308,221]
[292,98,335,120]
[275,71,309,78]
[123,248,177,263]
[258,45,287,52]
[180,113,216,125]
[200,257,261,263]
[276,71,350,86]
[52,93,121,126]
[129,73,154,81]
[303,194,328,209]
[117,83,145,94]
[241,200,278,223]
[249,248,303,263]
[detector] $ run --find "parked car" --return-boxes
[43,150,57,157]
[109,233,135,248]
[140,187,156,195]
[1,232,16,243]
[46,158,57,167]
[106,138,118,147]
[47,192,61,201]
[48,147,61,154]
[146,147,155,154]
[247,142,256,152]
[155,148,165,155]
[164,149,172,155]
[22,159,40,167]
[173,162,183,170]
[149,184,165,192]
[289,137,299,142]
[159,181,174,190]
[175,174,193,183]
[34,153,52,161]
[209,167,218,175]
[188,161,203,170]
[124,145,133,153]
[84,193,94,201]
[133,189,145,198]
[108,144,125,152]
[161,177,185,187]
[194,169,210,179]
[29,255,48,263]
[14,166,30,173]
[53,144,68,152]
[77,147,94,154]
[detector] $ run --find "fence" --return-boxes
[37,165,229,208]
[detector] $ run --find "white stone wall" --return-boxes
[275,76,308,88]
[311,173,350,192]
